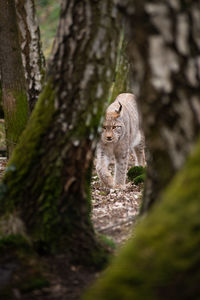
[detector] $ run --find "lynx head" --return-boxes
[101,102,125,144]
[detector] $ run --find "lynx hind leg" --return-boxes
[134,142,145,167]
[114,154,129,188]
[96,153,114,188]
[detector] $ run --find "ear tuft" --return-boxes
[115,101,122,115]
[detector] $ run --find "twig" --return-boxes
[96,214,138,233]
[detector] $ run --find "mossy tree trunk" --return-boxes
[0,0,122,264]
[109,30,131,103]
[117,0,200,212]
[15,0,45,111]
[0,0,29,157]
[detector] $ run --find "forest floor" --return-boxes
[0,157,143,300]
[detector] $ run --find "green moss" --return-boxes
[0,78,106,258]
[8,80,56,166]
[88,245,111,270]
[133,173,146,185]
[84,137,200,299]
[83,234,116,269]
[19,277,50,293]
[127,166,146,185]
[98,234,116,250]
[0,80,61,251]
[0,234,32,256]
[3,89,29,156]
[127,166,145,181]
[2,80,56,194]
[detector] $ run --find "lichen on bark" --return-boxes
[15,0,45,110]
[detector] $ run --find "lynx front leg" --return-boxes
[134,144,145,167]
[114,152,129,188]
[96,149,114,188]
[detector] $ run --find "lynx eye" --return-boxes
[112,126,116,129]
[103,126,106,130]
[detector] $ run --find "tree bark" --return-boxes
[15,0,45,111]
[116,0,200,212]
[109,29,131,103]
[0,0,122,264]
[0,0,29,157]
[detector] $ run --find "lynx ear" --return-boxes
[115,101,122,116]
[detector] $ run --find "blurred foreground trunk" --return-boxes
[119,0,200,212]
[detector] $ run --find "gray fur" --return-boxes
[96,93,145,188]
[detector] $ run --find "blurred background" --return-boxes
[36,0,61,57]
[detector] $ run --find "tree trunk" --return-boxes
[117,0,200,212]
[15,0,45,111]
[0,0,29,157]
[0,0,122,264]
[109,29,131,103]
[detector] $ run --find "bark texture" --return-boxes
[0,0,122,264]
[15,0,45,110]
[109,30,131,103]
[117,0,200,212]
[0,0,29,157]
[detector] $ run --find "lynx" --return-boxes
[96,93,145,189]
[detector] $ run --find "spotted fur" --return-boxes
[96,93,145,188]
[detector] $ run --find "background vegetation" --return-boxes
[36,0,61,57]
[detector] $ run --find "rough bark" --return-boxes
[0,0,29,157]
[0,0,122,264]
[116,0,200,212]
[109,30,131,103]
[15,0,45,111]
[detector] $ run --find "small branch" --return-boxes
[96,214,138,233]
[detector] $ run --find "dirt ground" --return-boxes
[91,160,142,246]
[0,157,143,300]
